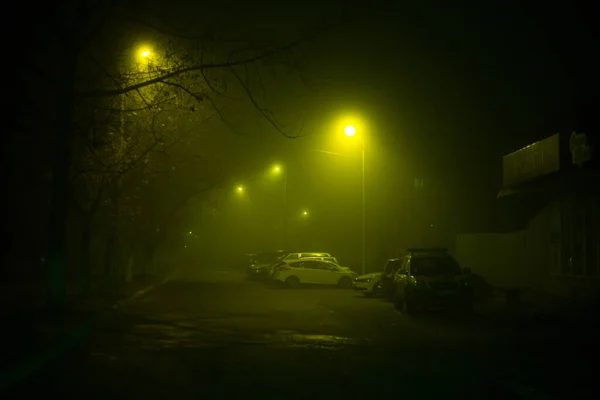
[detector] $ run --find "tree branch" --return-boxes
[78,26,330,98]
[91,97,176,112]
[160,80,205,103]
[113,138,163,182]
[228,66,299,138]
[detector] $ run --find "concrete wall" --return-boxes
[455,230,526,288]
[458,199,600,303]
[524,200,561,288]
[456,200,561,289]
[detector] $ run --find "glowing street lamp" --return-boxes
[301,210,309,217]
[236,185,244,193]
[343,124,366,275]
[270,163,288,246]
[344,125,357,137]
[137,45,152,60]
[135,45,154,71]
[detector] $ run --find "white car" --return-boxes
[297,256,339,264]
[279,252,332,261]
[352,272,383,296]
[352,258,404,296]
[271,259,357,288]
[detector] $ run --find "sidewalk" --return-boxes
[0,275,166,375]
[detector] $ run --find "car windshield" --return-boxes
[411,256,461,276]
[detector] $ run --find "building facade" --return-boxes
[457,132,599,298]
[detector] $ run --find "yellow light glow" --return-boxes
[141,51,151,57]
[302,210,309,216]
[236,186,244,192]
[344,125,357,137]
[325,113,369,151]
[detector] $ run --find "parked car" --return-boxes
[352,258,403,296]
[270,259,357,288]
[246,250,291,279]
[278,252,333,261]
[390,248,473,315]
[265,255,340,276]
[295,256,339,264]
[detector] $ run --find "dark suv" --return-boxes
[391,248,472,315]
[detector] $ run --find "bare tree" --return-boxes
[35,0,346,309]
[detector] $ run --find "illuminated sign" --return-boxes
[502,133,560,187]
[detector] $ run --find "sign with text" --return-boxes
[502,133,560,187]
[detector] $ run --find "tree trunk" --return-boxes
[103,226,116,279]
[46,45,78,311]
[79,213,92,296]
[103,180,121,281]
[140,238,158,280]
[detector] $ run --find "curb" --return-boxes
[0,274,174,393]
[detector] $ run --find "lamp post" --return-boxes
[344,125,366,275]
[272,164,288,248]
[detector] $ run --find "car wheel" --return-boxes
[388,285,397,301]
[285,276,300,289]
[393,293,403,310]
[337,276,353,289]
[372,281,381,295]
[396,292,417,316]
[405,298,418,316]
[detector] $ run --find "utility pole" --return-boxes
[282,172,288,249]
[361,143,366,275]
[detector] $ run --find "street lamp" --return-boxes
[344,125,357,137]
[344,125,366,275]
[236,185,244,193]
[137,45,152,61]
[271,164,288,248]
[302,210,309,217]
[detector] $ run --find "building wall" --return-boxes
[455,200,558,289]
[523,199,561,288]
[455,230,526,288]
[457,198,600,298]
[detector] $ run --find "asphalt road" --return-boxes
[4,270,597,399]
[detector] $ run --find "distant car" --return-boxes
[296,256,339,264]
[278,252,333,261]
[270,259,357,288]
[265,255,339,276]
[246,250,291,279]
[390,248,473,315]
[352,258,403,296]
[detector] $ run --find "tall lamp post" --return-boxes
[272,165,288,249]
[344,125,366,275]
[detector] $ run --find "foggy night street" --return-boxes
[6,2,599,398]
[5,269,596,399]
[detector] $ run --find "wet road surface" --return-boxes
[4,271,597,399]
